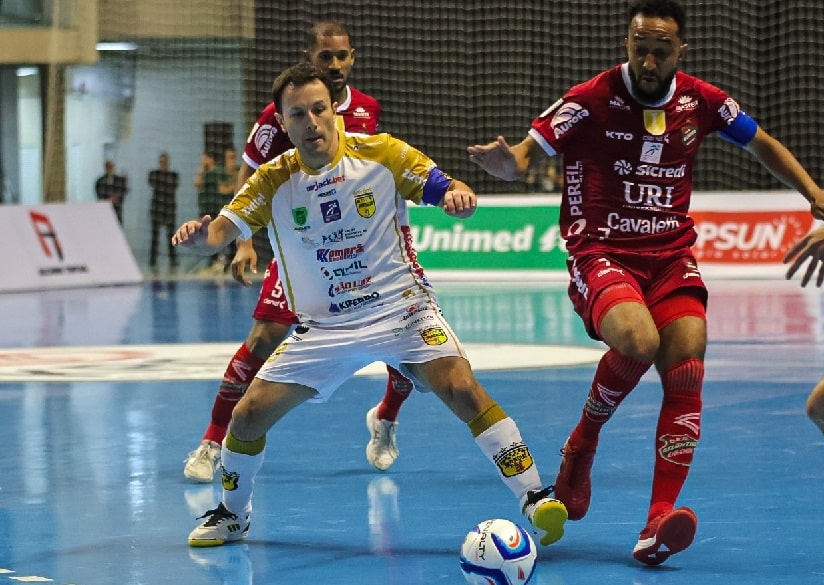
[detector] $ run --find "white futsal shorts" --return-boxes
[256,301,469,402]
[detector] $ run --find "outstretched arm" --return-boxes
[467,135,538,181]
[783,226,824,287]
[746,127,824,219]
[172,214,241,256]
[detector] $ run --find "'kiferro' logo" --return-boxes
[30,211,64,261]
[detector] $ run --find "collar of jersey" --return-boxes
[295,128,347,175]
[620,62,676,108]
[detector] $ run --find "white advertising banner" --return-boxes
[0,201,143,292]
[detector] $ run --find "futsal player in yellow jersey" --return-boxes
[173,61,568,547]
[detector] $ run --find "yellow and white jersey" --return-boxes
[221,131,449,326]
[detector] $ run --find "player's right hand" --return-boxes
[467,136,519,181]
[172,215,212,247]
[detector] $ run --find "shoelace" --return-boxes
[198,503,236,525]
[523,485,555,509]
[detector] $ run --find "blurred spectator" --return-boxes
[148,152,180,272]
[95,160,128,224]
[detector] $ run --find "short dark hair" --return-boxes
[304,21,351,51]
[272,61,336,112]
[627,0,686,39]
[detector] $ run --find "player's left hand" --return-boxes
[442,189,477,219]
[783,226,824,287]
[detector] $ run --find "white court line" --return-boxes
[0,343,605,382]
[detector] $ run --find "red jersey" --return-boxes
[530,64,750,256]
[242,85,381,169]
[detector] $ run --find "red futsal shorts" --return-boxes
[567,247,708,340]
[252,259,299,325]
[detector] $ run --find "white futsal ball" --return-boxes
[459,518,537,585]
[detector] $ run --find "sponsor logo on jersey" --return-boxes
[643,110,666,135]
[493,442,534,477]
[565,160,584,217]
[328,276,373,297]
[675,95,698,112]
[551,102,590,138]
[322,229,344,243]
[404,315,436,330]
[402,168,426,186]
[614,160,633,176]
[718,97,741,125]
[329,291,381,313]
[622,181,675,208]
[681,122,698,147]
[317,188,337,198]
[352,106,371,118]
[317,244,365,263]
[420,327,448,345]
[239,192,267,218]
[605,130,634,141]
[355,189,376,218]
[292,207,308,226]
[344,227,367,239]
[252,124,277,158]
[635,163,686,178]
[321,200,341,223]
[612,160,687,178]
[606,211,680,235]
[332,260,368,277]
[306,175,346,192]
[608,96,631,111]
[570,257,589,300]
[640,141,664,164]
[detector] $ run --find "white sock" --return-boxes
[474,417,543,503]
[220,442,264,516]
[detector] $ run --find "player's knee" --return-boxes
[611,326,659,362]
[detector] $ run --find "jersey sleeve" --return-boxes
[698,82,758,147]
[221,160,285,239]
[242,103,281,169]
[382,134,447,205]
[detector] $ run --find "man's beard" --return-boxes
[629,68,676,104]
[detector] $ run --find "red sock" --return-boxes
[649,358,703,520]
[202,343,266,444]
[376,365,414,421]
[573,349,652,445]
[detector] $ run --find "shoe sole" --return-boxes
[183,468,217,483]
[188,533,247,547]
[633,508,697,566]
[532,500,568,545]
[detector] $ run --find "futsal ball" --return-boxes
[459,518,537,585]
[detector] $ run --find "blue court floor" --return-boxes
[0,276,822,585]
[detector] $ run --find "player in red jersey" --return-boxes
[469,0,824,566]
[183,21,412,482]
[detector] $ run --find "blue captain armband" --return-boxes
[719,111,758,147]
[421,167,452,206]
